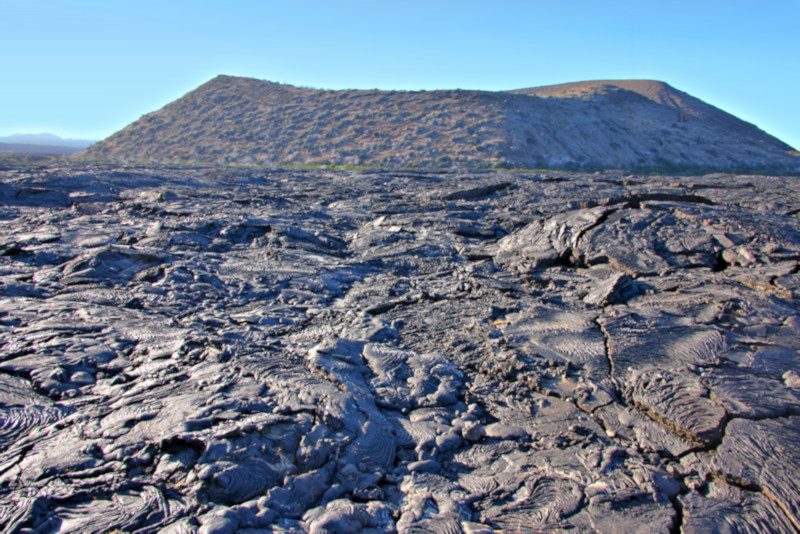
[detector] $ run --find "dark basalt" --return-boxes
[1,163,799,532]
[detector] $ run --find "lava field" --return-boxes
[1,164,799,533]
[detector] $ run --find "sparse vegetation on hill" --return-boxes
[80,75,799,172]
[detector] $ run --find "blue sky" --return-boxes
[2,1,798,149]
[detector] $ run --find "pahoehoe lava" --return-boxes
[1,162,800,533]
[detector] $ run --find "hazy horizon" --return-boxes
[2,1,798,150]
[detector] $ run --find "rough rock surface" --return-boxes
[1,162,800,532]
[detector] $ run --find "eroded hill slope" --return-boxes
[80,75,799,171]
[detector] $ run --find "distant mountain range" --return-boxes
[79,75,799,171]
[0,133,97,156]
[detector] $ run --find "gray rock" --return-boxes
[483,423,529,440]
[435,428,463,452]
[461,422,486,442]
[2,164,799,531]
[408,459,441,473]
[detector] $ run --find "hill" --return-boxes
[0,133,95,148]
[79,75,799,171]
[0,134,96,156]
[0,142,84,156]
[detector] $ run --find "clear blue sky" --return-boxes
[2,1,798,149]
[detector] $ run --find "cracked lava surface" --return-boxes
[1,163,799,533]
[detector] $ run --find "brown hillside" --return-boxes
[80,75,799,171]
